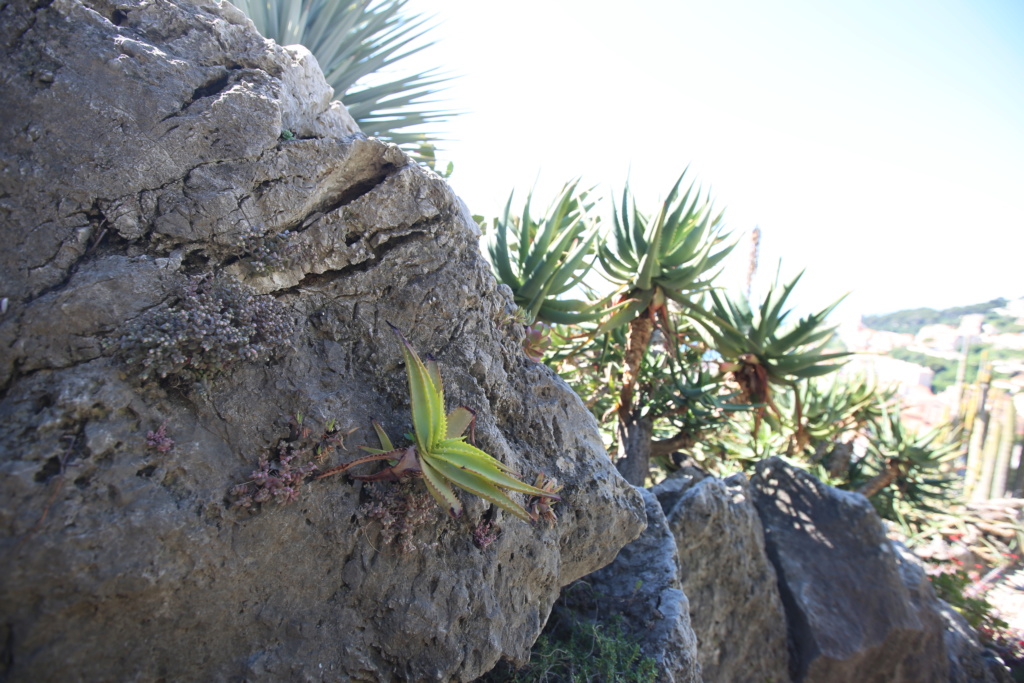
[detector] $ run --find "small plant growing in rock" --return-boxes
[235,222,312,274]
[359,481,439,554]
[230,452,317,507]
[472,520,500,549]
[230,414,351,509]
[117,274,294,383]
[527,474,564,524]
[481,614,658,683]
[317,324,560,523]
[496,306,530,329]
[145,421,174,453]
[522,321,552,362]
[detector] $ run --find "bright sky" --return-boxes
[397,0,1024,321]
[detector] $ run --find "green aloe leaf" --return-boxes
[420,456,463,518]
[428,459,534,522]
[445,406,475,440]
[389,323,445,452]
[433,440,555,497]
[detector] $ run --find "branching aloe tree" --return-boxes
[483,172,871,489]
[595,173,733,484]
[232,0,455,153]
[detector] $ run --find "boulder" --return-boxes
[649,465,707,515]
[751,457,949,682]
[579,487,702,682]
[659,472,790,682]
[941,601,1013,683]
[0,1,646,680]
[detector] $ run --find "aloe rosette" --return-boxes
[487,181,604,326]
[702,272,849,393]
[696,271,849,448]
[596,171,732,333]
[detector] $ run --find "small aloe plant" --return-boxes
[317,324,559,522]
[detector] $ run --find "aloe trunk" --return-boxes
[614,311,657,483]
[616,412,653,486]
[858,459,901,498]
[618,314,654,422]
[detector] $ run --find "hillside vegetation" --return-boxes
[863,298,1022,334]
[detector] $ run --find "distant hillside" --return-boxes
[863,298,1011,334]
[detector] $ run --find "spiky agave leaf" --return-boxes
[232,0,455,154]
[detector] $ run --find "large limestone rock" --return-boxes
[579,487,702,682]
[658,473,790,683]
[0,1,646,680]
[751,457,949,682]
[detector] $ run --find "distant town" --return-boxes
[840,297,1024,434]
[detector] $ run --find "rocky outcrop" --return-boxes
[0,1,646,680]
[658,473,790,682]
[751,457,950,682]
[581,487,702,682]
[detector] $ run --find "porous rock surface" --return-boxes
[575,487,702,683]
[657,472,790,683]
[0,1,646,680]
[751,457,952,682]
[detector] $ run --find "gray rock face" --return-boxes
[0,1,646,680]
[583,487,702,682]
[942,602,1013,683]
[649,465,706,516]
[751,457,948,682]
[659,473,790,683]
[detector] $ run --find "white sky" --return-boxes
[395,0,1024,321]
